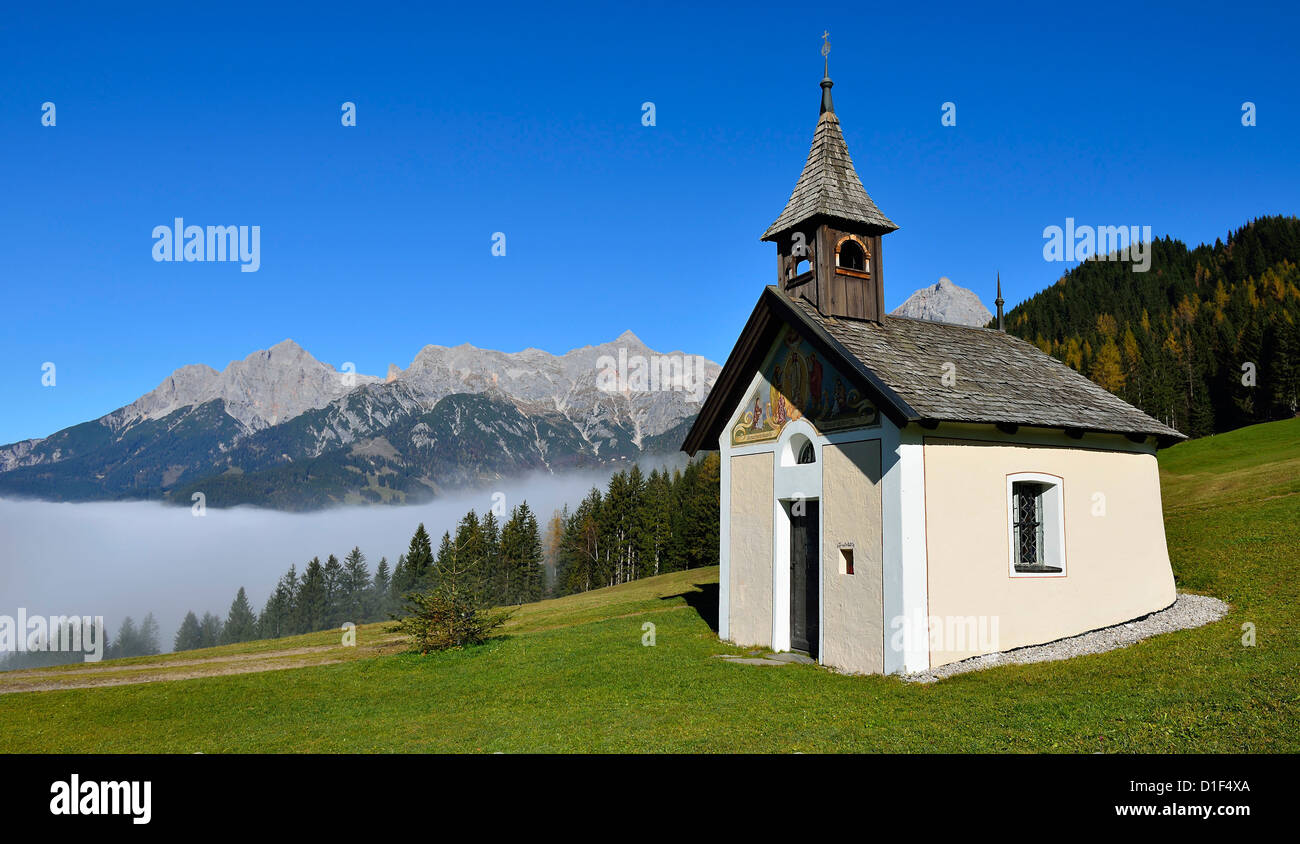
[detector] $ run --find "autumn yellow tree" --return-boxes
[1095,312,1118,339]
[1090,337,1127,393]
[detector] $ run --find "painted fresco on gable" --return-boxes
[731,326,878,445]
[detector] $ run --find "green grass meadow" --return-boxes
[2,418,1296,753]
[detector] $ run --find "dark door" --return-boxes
[789,500,820,657]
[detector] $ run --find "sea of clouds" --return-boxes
[0,463,677,653]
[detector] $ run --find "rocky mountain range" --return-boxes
[0,334,719,510]
[890,277,993,326]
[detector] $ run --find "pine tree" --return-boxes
[139,613,161,656]
[174,611,203,651]
[642,468,673,576]
[664,455,720,572]
[296,557,328,633]
[406,523,435,588]
[1270,316,1300,417]
[481,509,503,605]
[371,557,392,621]
[518,502,544,602]
[500,506,524,605]
[323,553,345,628]
[567,488,604,594]
[341,546,372,624]
[390,552,413,600]
[442,511,487,607]
[392,513,511,653]
[199,612,224,648]
[258,566,297,639]
[112,616,138,659]
[223,587,259,643]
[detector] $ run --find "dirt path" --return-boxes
[0,646,340,680]
[0,637,409,695]
[0,657,350,694]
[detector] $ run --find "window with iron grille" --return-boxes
[1012,482,1045,567]
[1008,475,1064,575]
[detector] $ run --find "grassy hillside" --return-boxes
[2,419,1297,752]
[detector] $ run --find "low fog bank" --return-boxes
[0,459,681,654]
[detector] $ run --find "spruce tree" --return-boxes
[500,507,523,605]
[223,587,259,643]
[258,566,297,639]
[199,612,224,648]
[406,523,435,587]
[323,553,345,628]
[113,616,138,659]
[481,509,502,605]
[372,556,392,621]
[643,468,673,576]
[446,511,486,607]
[342,546,372,624]
[174,611,203,651]
[296,557,328,632]
[518,502,544,603]
[139,612,162,656]
[392,513,510,653]
[390,552,413,600]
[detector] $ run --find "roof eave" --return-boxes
[760,212,900,243]
[912,417,1187,447]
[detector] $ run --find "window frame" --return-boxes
[836,239,867,272]
[780,432,817,468]
[1005,472,1066,578]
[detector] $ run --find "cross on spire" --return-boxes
[821,30,831,77]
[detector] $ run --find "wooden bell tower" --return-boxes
[762,39,898,322]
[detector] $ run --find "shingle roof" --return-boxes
[785,293,1185,440]
[761,88,897,241]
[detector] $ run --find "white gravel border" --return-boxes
[903,592,1229,683]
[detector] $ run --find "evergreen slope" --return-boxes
[1004,215,1300,437]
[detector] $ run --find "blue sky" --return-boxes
[1,1,1296,444]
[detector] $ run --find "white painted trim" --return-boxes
[818,491,825,665]
[717,430,731,641]
[879,418,904,674]
[896,425,930,674]
[770,418,822,660]
[1006,472,1067,578]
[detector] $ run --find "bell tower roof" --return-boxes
[761,71,897,242]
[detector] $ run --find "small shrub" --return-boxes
[389,590,509,654]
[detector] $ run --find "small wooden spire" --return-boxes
[995,272,1005,331]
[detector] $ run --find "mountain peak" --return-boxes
[0,330,723,506]
[269,338,305,353]
[110,339,379,433]
[891,277,993,327]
